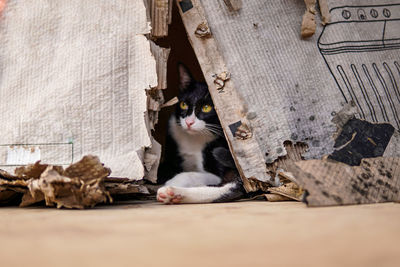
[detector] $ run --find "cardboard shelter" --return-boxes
[0,0,399,207]
[168,0,400,205]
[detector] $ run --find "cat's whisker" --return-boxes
[206,123,222,129]
[206,125,223,132]
[205,127,223,137]
[202,129,216,137]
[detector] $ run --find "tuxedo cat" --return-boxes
[156,64,245,204]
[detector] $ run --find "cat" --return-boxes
[156,64,245,204]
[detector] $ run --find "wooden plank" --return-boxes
[176,0,271,192]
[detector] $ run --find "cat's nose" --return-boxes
[185,118,195,128]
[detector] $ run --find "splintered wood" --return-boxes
[150,42,170,90]
[222,0,242,12]
[286,157,400,207]
[301,0,330,38]
[0,155,149,209]
[148,0,173,38]
[301,0,316,38]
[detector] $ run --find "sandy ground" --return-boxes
[1,201,400,267]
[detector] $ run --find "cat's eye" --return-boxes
[180,101,188,110]
[202,105,212,113]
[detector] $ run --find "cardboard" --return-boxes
[287,157,400,206]
[0,0,160,180]
[146,0,173,38]
[301,0,317,38]
[0,155,149,208]
[177,0,400,191]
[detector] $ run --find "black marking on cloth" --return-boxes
[179,0,193,13]
[228,121,242,136]
[337,65,366,119]
[373,63,400,128]
[328,118,395,166]
[351,64,377,122]
[362,64,389,122]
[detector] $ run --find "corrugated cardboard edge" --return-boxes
[286,157,400,207]
[176,0,271,192]
[150,41,171,90]
[147,0,173,38]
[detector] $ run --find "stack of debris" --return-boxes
[0,155,148,209]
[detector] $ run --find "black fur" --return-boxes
[157,64,245,203]
[158,64,230,184]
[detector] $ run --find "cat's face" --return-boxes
[174,64,222,136]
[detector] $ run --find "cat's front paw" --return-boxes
[157,186,183,204]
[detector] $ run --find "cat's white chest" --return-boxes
[169,117,215,172]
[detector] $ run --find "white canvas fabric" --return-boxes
[0,0,158,179]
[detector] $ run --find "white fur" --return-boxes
[169,116,215,172]
[166,171,222,187]
[157,183,236,204]
[160,116,229,204]
[179,111,206,133]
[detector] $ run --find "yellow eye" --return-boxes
[180,101,188,110]
[202,105,212,113]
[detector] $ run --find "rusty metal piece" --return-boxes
[213,71,231,92]
[195,22,211,38]
[235,123,252,140]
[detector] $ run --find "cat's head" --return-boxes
[174,64,222,137]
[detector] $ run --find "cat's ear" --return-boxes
[178,63,193,91]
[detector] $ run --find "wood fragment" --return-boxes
[266,141,308,178]
[264,193,293,202]
[161,96,179,108]
[223,0,242,11]
[268,182,304,201]
[195,22,212,38]
[301,0,317,38]
[213,71,230,92]
[318,0,330,25]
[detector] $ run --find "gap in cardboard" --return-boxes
[153,3,210,164]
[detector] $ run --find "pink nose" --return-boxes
[185,118,195,128]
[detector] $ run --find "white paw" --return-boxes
[157,186,183,204]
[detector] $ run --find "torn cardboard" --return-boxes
[0,0,159,180]
[301,0,331,38]
[301,0,317,38]
[0,155,149,208]
[283,117,400,206]
[329,119,396,165]
[177,0,400,191]
[146,0,174,38]
[287,157,400,207]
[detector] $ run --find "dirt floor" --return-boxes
[1,201,399,267]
